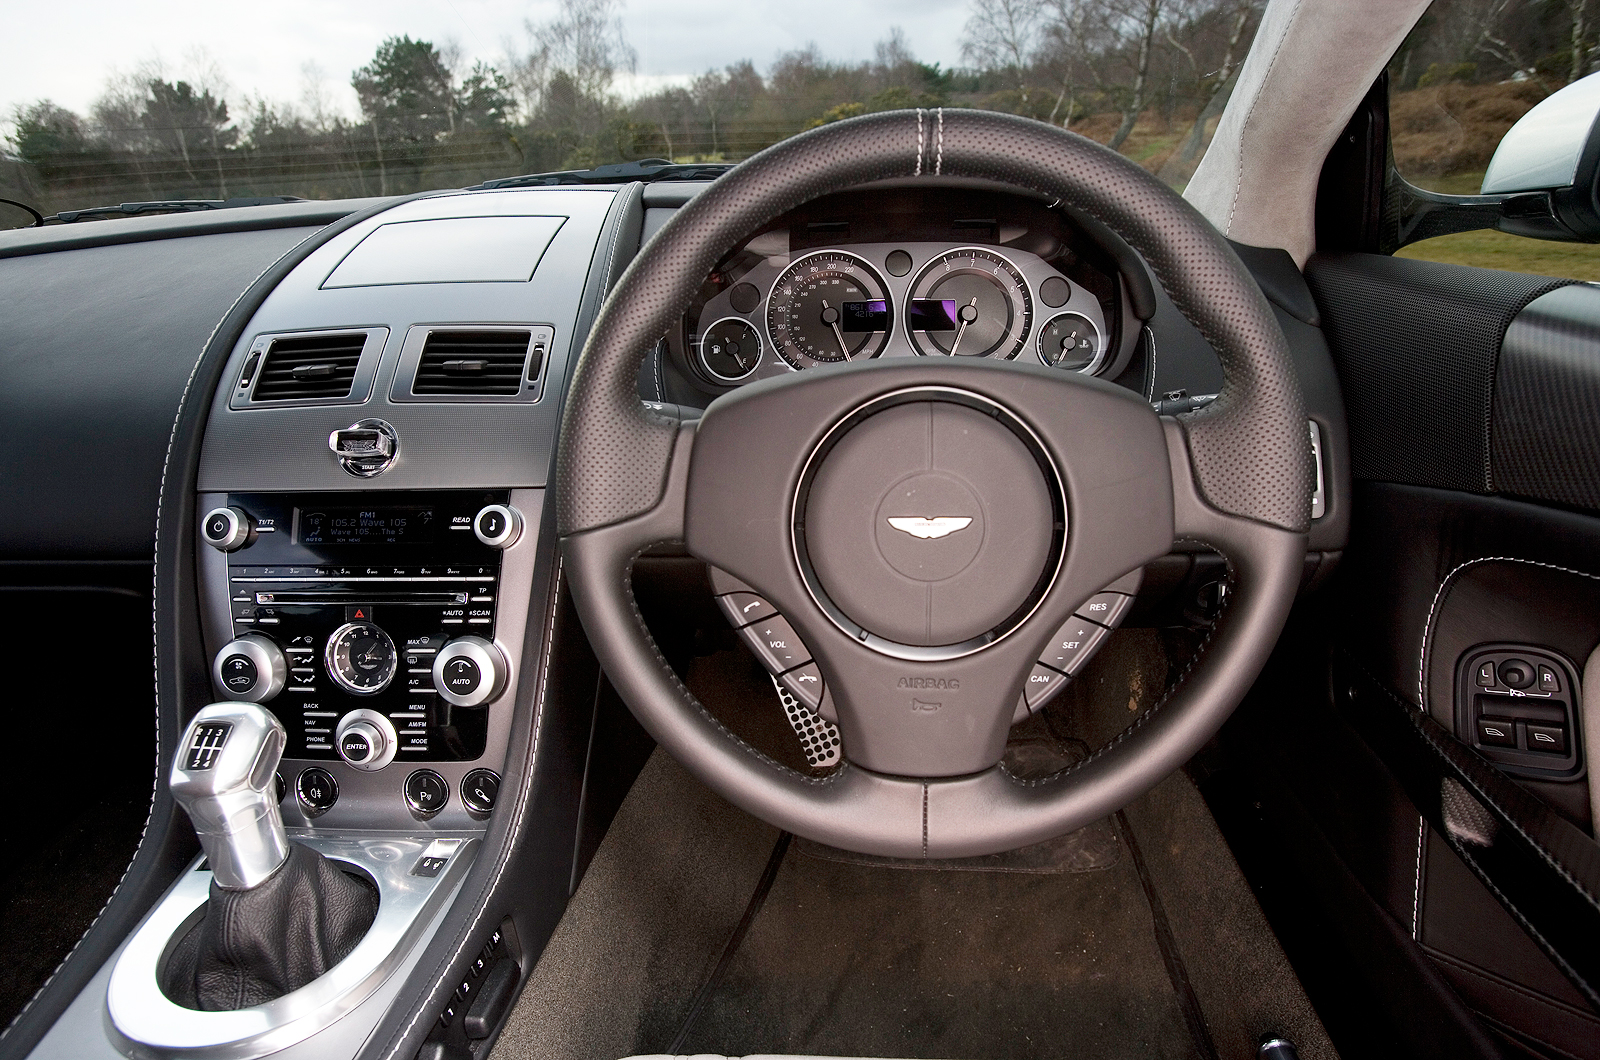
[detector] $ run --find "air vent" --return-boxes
[412,330,531,396]
[251,332,366,401]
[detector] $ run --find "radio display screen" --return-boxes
[297,506,435,545]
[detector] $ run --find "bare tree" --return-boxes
[508,0,637,130]
[962,0,1045,102]
[1565,0,1592,83]
[1104,0,1169,150]
[1170,0,1258,164]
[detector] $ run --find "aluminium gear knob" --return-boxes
[170,702,290,889]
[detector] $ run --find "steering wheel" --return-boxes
[557,109,1311,858]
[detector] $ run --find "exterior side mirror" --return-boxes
[1386,71,1600,249]
[1481,72,1600,241]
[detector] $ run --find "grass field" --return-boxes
[1396,229,1600,280]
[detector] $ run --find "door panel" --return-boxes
[1303,238,1600,1057]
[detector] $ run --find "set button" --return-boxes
[1016,586,1135,718]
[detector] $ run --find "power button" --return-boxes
[473,504,522,549]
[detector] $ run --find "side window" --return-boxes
[1387,0,1600,279]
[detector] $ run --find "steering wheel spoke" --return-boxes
[559,107,1312,856]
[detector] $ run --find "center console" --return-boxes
[196,487,541,833]
[20,186,635,1060]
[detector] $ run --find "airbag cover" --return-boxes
[800,400,1056,646]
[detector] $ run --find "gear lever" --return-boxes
[171,703,289,889]
[165,702,379,1010]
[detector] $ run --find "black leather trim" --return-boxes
[1336,655,1600,1012]
[0,199,384,260]
[0,195,415,1057]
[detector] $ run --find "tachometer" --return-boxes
[766,251,892,368]
[905,248,1032,359]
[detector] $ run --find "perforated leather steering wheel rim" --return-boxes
[556,108,1311,858]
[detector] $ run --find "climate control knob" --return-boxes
[212,633,287,702]
[335,709,397,771]
[201,506,253,551]
[432,636,508,707]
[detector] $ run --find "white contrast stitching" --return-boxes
[1224,0,1303,235]
[915,109,924,176]
[1416,556,1600,713]
[384,556,563,1059]
[0,230,310,1045]
[1412,813,1426,939]
[935,108,944,176]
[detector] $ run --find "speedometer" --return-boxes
[766,251,892,368]
[905,248,1033,359]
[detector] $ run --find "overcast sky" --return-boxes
[3,0,972,125]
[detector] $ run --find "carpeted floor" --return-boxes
[496,745,1336,1060]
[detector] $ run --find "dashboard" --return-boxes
[0,173,1352,1060]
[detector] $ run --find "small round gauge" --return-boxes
[1036,312,1105,373]
[905,248,1033,359]
[766,251,893,368]
[697,317,763,382]
[325,622,397,696]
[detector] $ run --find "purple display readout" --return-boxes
[908,299,959,331]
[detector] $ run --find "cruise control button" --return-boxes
[717,591,777,629]
[1023,663,1067,710]
[1075,592,1133,628]
[1527,723,1568,754]
[741,615,810,673]
[1476,717,1516,748]
[779,662,825,712]
[1040,618,1109,675]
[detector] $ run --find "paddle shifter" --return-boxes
[166,703,378,1010]
[171,703,290,888]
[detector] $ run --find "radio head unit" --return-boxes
[203,491,513,764]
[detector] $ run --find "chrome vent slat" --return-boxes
[413,330,531,397]
[252,333,367,401]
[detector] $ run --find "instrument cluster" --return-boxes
[682,238,1120,388]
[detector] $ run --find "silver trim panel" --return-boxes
[106,834,476,1059]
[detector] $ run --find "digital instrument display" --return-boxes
[908,299,959,332]
[297,507,435,545]
[841,300,890,332]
